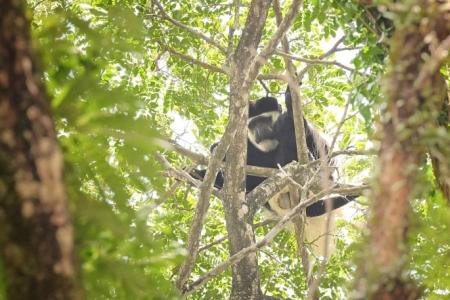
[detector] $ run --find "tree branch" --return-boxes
[155,153,222,199]
[272,0,310,279]
[354,2,450,297]
[198,220,275,253]
[275,50,355,72]
[414,35,450,91]
[226,0,241,62]
[257,72,287,81]
[320,35,346,58]
[245,0,303,89]
[175,114,238,290]
[152,0,227,53]
[162,45,227,74]
[161,138,373,180]
[182,184,369,296]
[0,2,80,297]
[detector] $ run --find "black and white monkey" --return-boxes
[191,97,281,193]
[270,88,358,216]
[267,88,359,261]
[191,93,359,264]
[192,95,357,217]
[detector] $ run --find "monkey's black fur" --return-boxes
[191,97,280,192]
[272,87,358,216]
[191,93,358,217]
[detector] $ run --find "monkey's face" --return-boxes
[247,111,280,152]
[247,97,282,153]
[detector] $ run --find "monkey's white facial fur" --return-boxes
[247,111,280,152]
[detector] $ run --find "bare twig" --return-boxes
[273,0,310,280]
[306,199,332,299]
[253,219,277,228]
[329,94,352,154]
[162,45,227,74]
[320,35,346,59]
[199,236,227,252]
[182,184,369,296]
[276,50,356,72]
[255,0,303,64]
[153,162,198,208]
[198,219,276,253]
[175,114,239,289]
[153,0,227,53]
[257,72,287,81]
[258,78,271,95]
[156,153,202,188]
[306,94,353,293]
[160,138,209,164]
[226,0,241,61]
[155,153,222,199]
[306,93,353,296]
[244,0,303,90]
[335,46,362,52]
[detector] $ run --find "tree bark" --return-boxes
[360,0,450,204]
[354,2,449,299]
[430,87,449,202]
[223,1,272,299]
[0,1,81,299]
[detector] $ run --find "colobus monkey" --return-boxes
[265,87,359,263]
[191,97,281,192]
[191,96,357,217]
[190,92,359,275]
[246,97,282,190]
[270,87,358,217]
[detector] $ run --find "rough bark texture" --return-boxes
[223,101,260,300]
[360,0,450,204]
[272,0,310,278]
[354,2,449,299]
[223,1,272,299]
[430,87,450,202]
[0,1,80,299]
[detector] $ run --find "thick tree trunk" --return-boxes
[354,2,449,299]
[360,0,450,205]
[430,87,450,202]
[223,1,272,299]
[0,1,81,299]
[223,99,261,300]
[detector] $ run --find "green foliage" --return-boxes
[23,0,376,298]
[409,166,450,300]
[29,1,182,299]
[9,0,446,299]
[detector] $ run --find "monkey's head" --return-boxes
[247,97,281,152]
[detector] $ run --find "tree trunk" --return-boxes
[223,1,272,299]
[430,87,450,202]
[354,2,449,299]
[223,99,261,300]
[0,1,81,299]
